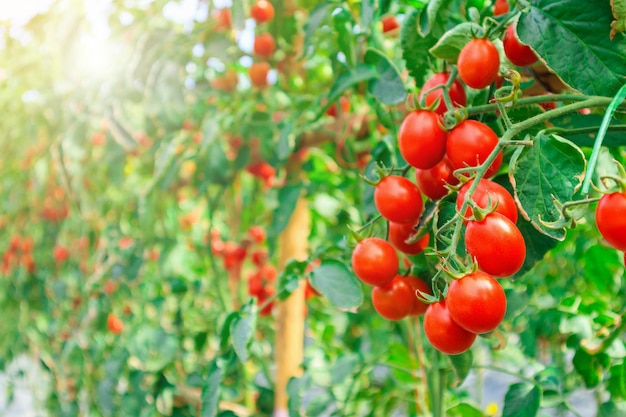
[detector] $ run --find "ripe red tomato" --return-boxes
[456,178,518,223]
[465,212,526,277]
[406,276,431,316]
[374,176,424,224]
[424,301,477,355]
[446,120,502,178]
[250,0,274,23]
[381,15,400,33]
[371,275,415,320]
[419,73,467,115]
[457,38,500,89]
[107,313,124,334]
[253,33,276,58]
[494,0,510,16]
[53,245,70,264]
[351,237,399,286]
[305,279,320,299]
[415,156,459,200]
[398,110,447,170]
[596,192,626,251]
[248,271,264,297]
[388,222,429,255]
[447,271,506,333]
[249,62,271,88]
[503,25,538,67]
[213,8,232,30]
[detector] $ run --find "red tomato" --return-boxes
[253,33,276,58]
[249,62,271,88]
[596,192,626,251]
[457,39,500,89]
[107,313,124,334]
[305,279,321,299]
[419,73,467,115]
[381,15,400,33]
[424,301,477,355]
[351,237,399,286]
[371,275,415,320]
[213,8,232,30]
[374,176,424,224]
[257,286,275,316]
[446,120,502,178]
[398,110,448,169]
[250,0,274,23]
[456,178,518,223]
[415,156,459,200]
[503,25,538,67]
[248,271,264,297]
[248,225,266,244]
[494,0,510,16]
[447,271,506,333]
[405,276,431,316]
[388,222,430,255]
[251,250,267,266]
[53,245,70,264]
[465,212,526,277]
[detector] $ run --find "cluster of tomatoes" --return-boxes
[2,235,36,274]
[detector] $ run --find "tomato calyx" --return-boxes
[491,69,522,104]
[598,160,626,193]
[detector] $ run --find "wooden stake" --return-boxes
[274,197,310,416]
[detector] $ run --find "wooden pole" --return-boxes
[274,197,309,416]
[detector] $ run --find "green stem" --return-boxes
[473,364,538,386]
[581,84,626,194]
[464,94,622,116]
[544,124,626,137]
[206,189,229,312]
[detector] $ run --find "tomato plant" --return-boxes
[596,191,626,251]
[250,0,274,23]
[398,110,448,169]
[371,275,415,320]
[388,222,429,255]
[424,301,477,355]
[503,24,538,67]
[374,175,423,224]
[457,38,500,89]
[415,156,459,200]
[253,33,277,58]
[446,119,503,178]
[351,237,398,286]
[456,178,518,223]
[419,73,467,115]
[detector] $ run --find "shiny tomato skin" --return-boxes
[596,192,626,251]
[456,178,518,223]
[494,0,509,15]
[381,15,400,33]
[465,212,526,277]
[424,301,477,355]
[388,222,429,255]
[398,110,448,170]
[249,62,271,88]
[447,271,506,333]
[406,276,431,316]
[351,237,399,286]
[372,276,415,320]
[415,156,459,200]
[374,176,424,224]
[250,0,274,23]
[107,313,124,334]
[446,120,502,178]
[503,25,538,67]
[419,73,467,115]
[457,39,500,89]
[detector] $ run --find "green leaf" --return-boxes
[420,0,452,36]
[518,0,626,96]
[203,141,230,186]
[364,49,407,105]
[448,350,473,386]
[515,215,559,276]
[509,134,586,240]
[609,361,626,400]
[202,360,222,417]
[268,183,303,237]
[327,65,378,105]
[502,383,542,417]
[401,9,436,86]
[599,401,626,417]
[310,259,363,309]
[429,22,482,63]
[612,0,626,39]
[447,403,484,417]
[330,353,359,385]
[230,301,257,363]
[277,121,295,162]
[276,259,309,299]
[303,3,332,56]
[128,327,180,372]
[584,245,622,293]
[387,342,418,384]
[573,349,610,388]
[551,113,626,148]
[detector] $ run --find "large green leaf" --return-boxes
[599,401,626,417]
[502,383,542,417]
[310,259,363,309]
[303,3,332,56]
[230,301,257,363]
[326,65,378,109]
[509,134,586,240]
[401,9,436,86]
[447,403,484,417]
[573,349,610,388]
[518,0,626,96]
[429,22,483,63]
[128,327,180,372]
[584,245,622,293]
[364,49,407,105]
[447,350,473,386]
[550,113,626,148]
[202,360,222,417]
